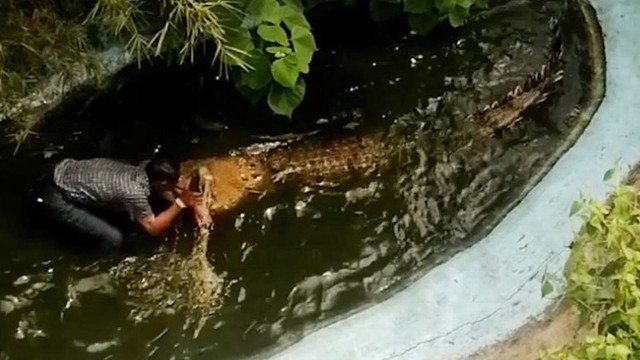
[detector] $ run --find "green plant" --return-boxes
[86,0,252,69]
[0,0,313,121]
[0,1,101,112]
[1,0,488,132]
[541,183,640,360]
[230,0,315,117]
[369,0,489,35]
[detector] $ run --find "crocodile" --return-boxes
[179,12,565,215]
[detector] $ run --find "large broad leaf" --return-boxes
[240,51,272,90]
[435,0,456,12]
[407,13,438,35]
[448,4,469,27]
[222,27,255,66]
[271,55,299,88]
[283,0,305,10]
[281,4,311,30]
[290,26,316,74]
[247,0,284,24]
[257,24,289,46]
[458,0,477,9]
[268,79,306,117]
[404,0,434,14]
[474,0,489,9]
[236,82,269,105]
[232,67,268,104]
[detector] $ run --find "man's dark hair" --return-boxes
[145,158,180,186]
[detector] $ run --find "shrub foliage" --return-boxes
[0,0,487,123]
[542,184,640,360]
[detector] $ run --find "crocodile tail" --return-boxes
[523,17,565,102]
[476,17,565,135]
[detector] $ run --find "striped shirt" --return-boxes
[53,158,153,221]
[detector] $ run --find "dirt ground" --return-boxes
[471,305,580,360]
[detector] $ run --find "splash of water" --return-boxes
[94,167,224,338]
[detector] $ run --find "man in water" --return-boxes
[41,157,198,252]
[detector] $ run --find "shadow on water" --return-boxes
[0,0,602,358]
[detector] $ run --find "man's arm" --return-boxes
[137,189,201,237]
[138,201,184,237]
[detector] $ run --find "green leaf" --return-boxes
[474,0,489,8]
[266,46,293,56]
[603,169,614,182]
[290,26,316,74]
[246,0,265,15]
[241,51,272,90]
[435,0,456,12]
[222,27,255,66]
[268,79,306,117]
[603,166,618,182]
[271,55,299,88]
[281,4,311,29]
[612,344,631,358]
[369,0,403,22]
[404,0,434,14]
[541,274,554,298]
[233,66,268,104]
[283,0,305,10]
[600,258,624,277]
[570,200,582,217]
[236,83,269,105]
[258,24,290,46]
[247,0,283,24]
[457,0,476,9]
[228,28,255,52]
[448,5,469,27]
[407,13,439,35]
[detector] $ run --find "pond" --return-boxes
[0,0,602,359]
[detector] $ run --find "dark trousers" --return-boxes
[42,185,124,253]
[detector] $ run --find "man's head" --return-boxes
[145,158,180,201]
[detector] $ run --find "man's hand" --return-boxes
[176,189,201,208]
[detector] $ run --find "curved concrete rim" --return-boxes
[267,0,639,358]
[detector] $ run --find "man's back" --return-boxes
[53,158,152,221]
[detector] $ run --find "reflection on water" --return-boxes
[0,0,600,358]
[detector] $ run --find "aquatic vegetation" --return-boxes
[541,178,640,359]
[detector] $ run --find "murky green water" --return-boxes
[0,0,600,359]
